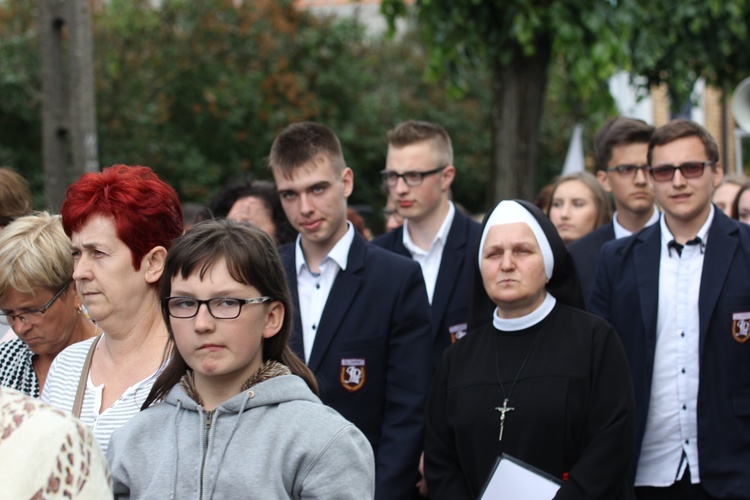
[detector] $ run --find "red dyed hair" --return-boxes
[61,165,183,271]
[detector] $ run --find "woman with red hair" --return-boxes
[41,165,183,453]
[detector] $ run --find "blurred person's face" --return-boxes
[0,284,80,357]
[383,194,404,233]
[384,141,454,224]
[71,214,164,325]
[227,196,276,240]
[597,142,653,216]
[549,180,598,245]
[712,182,742,218]
[737,189,750,224]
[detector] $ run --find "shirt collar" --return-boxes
[660,204,713,255]
[295,222,355,275]
[402,201,456,255]
[612,205,660,239]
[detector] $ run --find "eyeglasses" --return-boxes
[648,161,714,182]
[380,166,446,187]
[606,164,649,178]
[0,283,69,326]
[163,296,273,319]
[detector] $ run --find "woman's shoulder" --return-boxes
[0,338,30,368]
[554,303,617,331]
[252,375,359,432]
[55,335,98,364]
[0,337,26,355]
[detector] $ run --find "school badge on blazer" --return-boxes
[732,312,750,344]
[340,358,366,392]
[449,322,468,343]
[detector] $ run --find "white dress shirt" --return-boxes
[635,207,714,487]
[295,223,355,363]
[402,202,455,304]
[612,205,660,240]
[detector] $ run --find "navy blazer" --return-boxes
[280,233,432,500]
[568,221,615,305]
[589,209,750,497]
[372,209,481,370]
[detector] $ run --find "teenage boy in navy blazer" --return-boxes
[269,122,432,500]
[373,121,480,370]
[568,117,658,303]
[590,119,750,499]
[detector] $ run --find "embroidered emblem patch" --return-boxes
[732,312,750,344]
[340,358,366,392]
[449,322,468,343]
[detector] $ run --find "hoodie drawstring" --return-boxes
[205,390,254,500]
[170,399,183,500]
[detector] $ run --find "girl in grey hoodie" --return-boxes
[107,220,375,499]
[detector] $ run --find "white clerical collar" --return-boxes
[295,222,354,275]
[492,293,557,332]
[613,205,660,239]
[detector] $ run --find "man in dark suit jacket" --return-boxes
[372,120,480,370]
[569,117,657,302]
[590,119,750,499]
[270,122,433,500]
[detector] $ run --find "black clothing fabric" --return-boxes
[425,304,635,500]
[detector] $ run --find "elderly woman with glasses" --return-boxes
[41,165,183,454]
[0,212,98,397]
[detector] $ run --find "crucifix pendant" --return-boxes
[494,398,515,441]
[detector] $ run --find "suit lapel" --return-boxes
[389,227,410,258]
[430,213,468,329]
[634,226,661,371]
[307,234,366,371]
[280,245,305,360]
[699,214,738,357]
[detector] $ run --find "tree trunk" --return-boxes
[489,41,552,207]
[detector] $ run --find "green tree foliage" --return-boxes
[0,2,43,207]
[627,0,750,107]
[382,0,629,204]
[0,0,492,222]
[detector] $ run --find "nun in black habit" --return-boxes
[424,200,635,499]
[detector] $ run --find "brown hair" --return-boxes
[268,122,346,178]
[648,119,720,166]
[143,219,317,408]
[594,117,654,171]
[387,120,453,167]
[547,172,612,228]
[0,168,32,228]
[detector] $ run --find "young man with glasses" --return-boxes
[373,120,481,370]
[269,122,432,500]
[590,119,750,499]
[569,117,657,302]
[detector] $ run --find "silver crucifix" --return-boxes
[494,398,515,441]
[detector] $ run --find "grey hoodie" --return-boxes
[107,374,375,499]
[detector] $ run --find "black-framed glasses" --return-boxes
[164,296,273,319]
[606,164,649,178]
[380,166,446,187]
[648,161,714,182]
[0,282,70,326]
